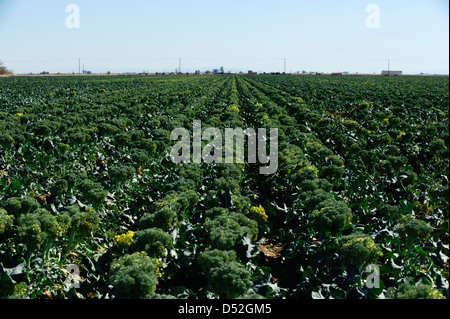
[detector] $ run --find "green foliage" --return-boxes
[0,208,14,234]
[52,179,69,196]
[391,281,446,299]
[3,196,40,217]
[394,215,434,244]
[132,228,174,257]
[64,205,100,251]
[17,209,64,253]
[207,261,252,298]
[311,199,352,234]
[339,233,382,270]
[140,207,176,230]
[0,75,447,300]
[161,190,199,214]
[110,252,161,299]
[204,212,258,250]
[108,164,135,182]
[197,248,237,273]
[0,133,14,148]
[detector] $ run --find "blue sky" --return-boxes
[0,0,448,74]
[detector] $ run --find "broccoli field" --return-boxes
[0,74,448,300]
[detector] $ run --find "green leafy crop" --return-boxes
[204,211,258,250]
[391,281,446,299]
[140,207,177,230]
[110,252,162,299]
[311,198,352,234]
[132,228,174,257]
[0,208,14,234]
[197,248,237,274]
[339,233,382,270]
[3,196,40,217]
[394,215,434,244]
[207,261,252,298]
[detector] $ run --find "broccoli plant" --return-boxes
[78,180,108,204]
[64,205,100,253]
[204,211,258,250]
[197,248,237,274]
[311,198,352,235]
[338,232,382,272]
[139,207,176,230]
[207,261,252,299]
[157,190,199,216]
[108,164,135,184]
[249,206,268,224]
[52,179,69,200]
[0,208,14,235]
[0,133,14,149]
[3,196,40,217]
[115,231,135,249]
[394,215,434,245]
[110,252,162,299]
[17,208,67,262]
[132,228,174,258]
[388,280,445,299]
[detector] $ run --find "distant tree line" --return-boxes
[0,60,13,75]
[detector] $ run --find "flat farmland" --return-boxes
[0,74,448,299]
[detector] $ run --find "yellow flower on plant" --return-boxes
[15,113,23,117]
[250,206,268,223]
[227,104,240,113]
[155,201,166,208]
[396,131,406,140]
[115,231,135,248]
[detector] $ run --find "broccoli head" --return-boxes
[339,232,382,270]
[0,208,14,234]
[3,196,40,217]
[208,261,252,298]
[392,281,445,299]
[311,198,352,234]
[69,206,100,238]
[17,208,65,250]
[110,252,162,299]
[197,248,237,274]
[132,228,174,258]
[204,212,258,250]
[139,207,176,230]
[394,215,433,244]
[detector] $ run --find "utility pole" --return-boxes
[179,58,182,74]
[388,59,390,76]
[78,58,81,74]
[284,58,286,73]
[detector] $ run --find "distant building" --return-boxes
[382,70,402,76]
[247,70,257,75]
[331,72,343,76]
